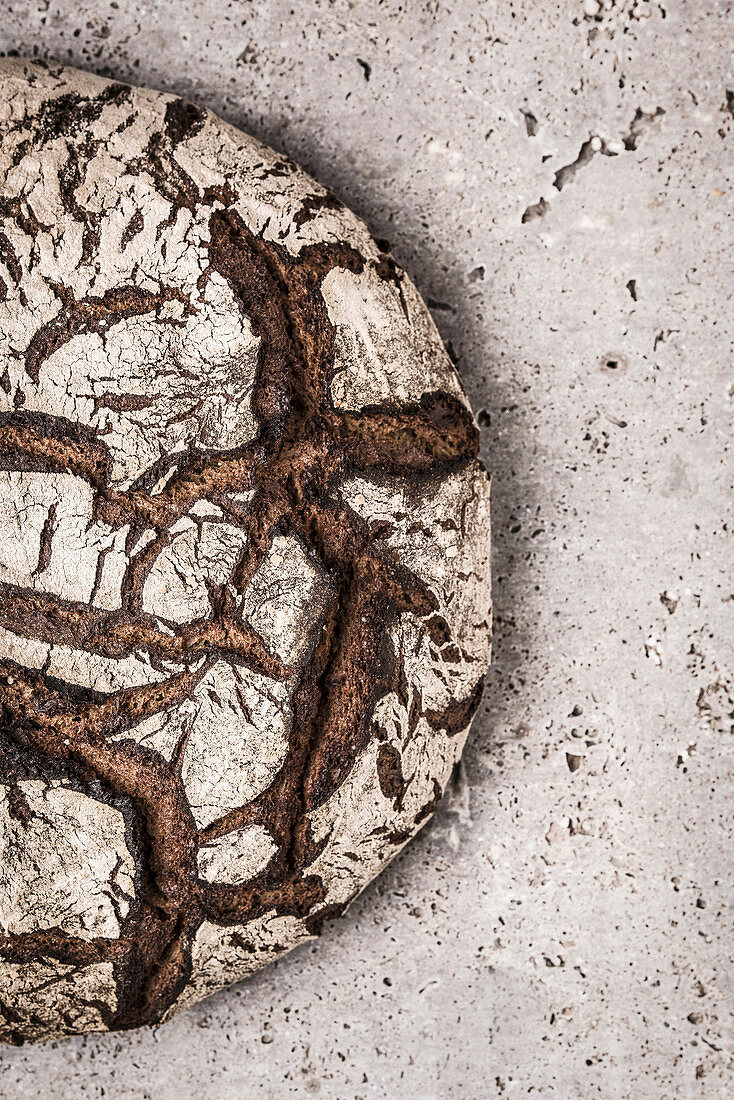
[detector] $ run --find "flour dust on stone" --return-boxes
[0,58,491,1043]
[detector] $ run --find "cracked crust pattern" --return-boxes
[0,58,492,1044]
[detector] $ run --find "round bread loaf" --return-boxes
[0,58,491,1043]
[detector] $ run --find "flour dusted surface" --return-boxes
[0,58,491,1042]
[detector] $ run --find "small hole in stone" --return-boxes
[601,352,627,373]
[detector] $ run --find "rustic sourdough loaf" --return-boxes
[0,58,491,1042]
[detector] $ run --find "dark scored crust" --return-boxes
[0,59,491,1041]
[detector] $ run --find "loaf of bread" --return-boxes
[0,58,491,1042]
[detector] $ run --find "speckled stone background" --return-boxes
[0,1,731,1096]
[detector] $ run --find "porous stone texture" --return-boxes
[0,1,732,1097]
[0,59,491,1042]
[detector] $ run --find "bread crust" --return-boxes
[0,59,491,1042]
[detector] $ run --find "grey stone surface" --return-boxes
[0,0,731,1095]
